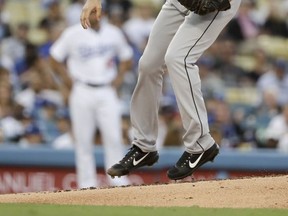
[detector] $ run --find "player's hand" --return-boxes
[80,0,102,29]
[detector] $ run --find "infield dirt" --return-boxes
[0,175,287,208]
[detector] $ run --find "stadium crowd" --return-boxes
[0,0,288,152]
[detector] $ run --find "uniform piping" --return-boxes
[183,12,219,147]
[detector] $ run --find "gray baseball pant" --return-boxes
[131,0,241,153]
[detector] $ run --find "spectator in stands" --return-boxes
[106,0,132,24]
[246,48,270,83]
[35,99,60,144]
[123,0,156,55]
[38,21,66,60]
[208,99,243,148]
[0,22,33,92]
[265,104,288,150]
[19,123,44,148]
[0,22,30,71]
[157,104,182,148]
[0,67,23,142]
[213,39,246,87]
[105,1,125,28]
[15,70,63,115]
[0,0,11,40]
[256,58,288,107]
[0,82,24,143]
[39,0,65,30]
[51,109,73,149]
[225,0,260,41]
[18,110,34,129]
[254,88,281,147]
[261,2,288,38]
[65,0,85,26]
[12,66,64,145]
[37,1,67,74]
[0,66,9,84]
[198,56,225,100]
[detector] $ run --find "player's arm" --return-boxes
[49,56,72,105]
[49,29,72,99]
[81,0,102,29]
[112,59,133,90]
[49,57,72,90]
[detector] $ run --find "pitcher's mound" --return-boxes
[0,175,287,208]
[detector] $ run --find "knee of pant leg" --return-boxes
[165,48,199,71]
[138,54,163,77]
[138,56,149,73]
[164,49,180,70]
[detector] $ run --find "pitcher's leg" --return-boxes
[107,2,188,178]
[166,1,241,180]
[165,0,241,153]
[131,1,188,152]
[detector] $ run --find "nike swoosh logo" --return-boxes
[189,152,204,168]
[133,153,149,166]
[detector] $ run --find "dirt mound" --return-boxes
[0,175,287,208]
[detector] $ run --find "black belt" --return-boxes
[76,80,108,88]
[85,82,108,88]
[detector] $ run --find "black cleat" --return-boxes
[167,143,219,180]
[107,145,159,178]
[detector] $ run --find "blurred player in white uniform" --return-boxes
[49,12,132,188]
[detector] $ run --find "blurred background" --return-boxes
[0,0,288,193]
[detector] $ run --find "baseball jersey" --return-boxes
[50,21,133,85]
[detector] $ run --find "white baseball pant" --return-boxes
[70,83,130,188]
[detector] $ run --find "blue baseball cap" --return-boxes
[25,123,41,135]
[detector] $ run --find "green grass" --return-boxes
[0,204,287,216]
